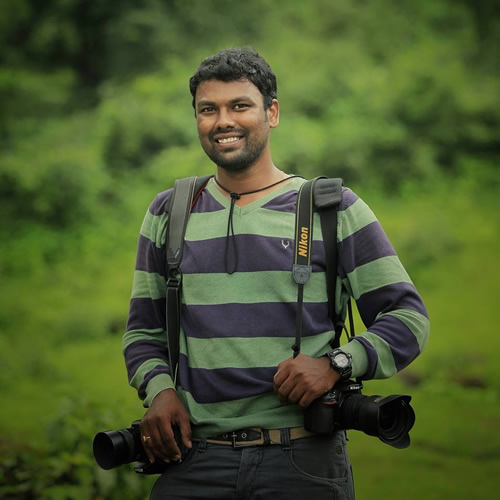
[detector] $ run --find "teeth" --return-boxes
[217,137,240,144]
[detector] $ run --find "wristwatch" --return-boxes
[325,349,352,381]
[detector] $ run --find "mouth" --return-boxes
[212,129,246,147]
[216,136,241,144]
[214,135,243,146]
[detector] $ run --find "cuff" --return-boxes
[143,373,175,407]
[342,338,369,379]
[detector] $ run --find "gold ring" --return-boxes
[142,435,152,442]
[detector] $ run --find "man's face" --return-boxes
[194,79,279,171]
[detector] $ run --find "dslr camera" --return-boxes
[93,383,415,473]
[93,421,186,474]
[304,379,415,449]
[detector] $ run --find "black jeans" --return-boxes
[150,430,354,500]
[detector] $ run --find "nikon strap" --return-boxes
[292,178,318,357]
[165,175,212,383]
[293,176,346,357]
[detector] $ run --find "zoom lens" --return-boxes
[339,393,415,449]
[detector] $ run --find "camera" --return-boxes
[93,421,185,474]
[304,380,415,449]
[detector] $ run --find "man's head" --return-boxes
[190,48,280,172]
[189,47,277,111]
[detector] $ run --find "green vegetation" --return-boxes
[1,1,499,498]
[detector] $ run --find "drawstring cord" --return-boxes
[214,174,303,274]
[225,192,240,274]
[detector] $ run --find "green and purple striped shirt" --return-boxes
[123,177,429,437]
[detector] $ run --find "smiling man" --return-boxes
[123,47,430,499]
[195,78,278,172]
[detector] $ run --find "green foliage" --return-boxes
[268,0,500,189]
[1,0,498,230]
[0,397,154,499]
[97,68,198,174]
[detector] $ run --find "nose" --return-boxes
[215,107,236,129]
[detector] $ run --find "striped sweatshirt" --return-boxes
[123,177,429,437]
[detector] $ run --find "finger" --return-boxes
[273,362,291,389]
[297,390,316,409]
[286,384,308,406]
[276,377,296,404]
[273,378,281,394]
[144,415,176,463]
[178,417,193,450]
[147,429,168,463]
[273,370,284,390]
[139,423,156,464]
[158,422,181,461]
[145,438,159,463]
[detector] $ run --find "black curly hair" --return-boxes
[189,47,277,111]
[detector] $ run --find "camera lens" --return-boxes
[339,393,415,449]
[375,396,415,448]
[93,427,140,470]
[379,404,396,431]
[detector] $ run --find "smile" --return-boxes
[216,136,242,144]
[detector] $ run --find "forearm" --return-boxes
[343,305,430,380]
[344,270,429,380]
[338,190,430,380]
[124,190,173,405]
[123,329,174,406]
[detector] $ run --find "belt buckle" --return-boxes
[231,431,238,448]
[230,430,257,448]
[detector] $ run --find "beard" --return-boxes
[201,127,269,172]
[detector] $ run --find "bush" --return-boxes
[0,397,154,499]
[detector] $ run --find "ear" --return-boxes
[267,99,280,128]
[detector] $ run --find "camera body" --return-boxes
[304,380,415,449]
[94,382,416,473]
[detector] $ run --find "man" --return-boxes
[123,47,430,499]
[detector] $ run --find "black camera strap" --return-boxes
[293,176,349,356]
[315,177,355,345]
[165,175,212,384]
[292,178,317,357]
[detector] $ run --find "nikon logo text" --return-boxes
[298,226,309,258]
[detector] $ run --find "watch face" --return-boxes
[334,353,349,368]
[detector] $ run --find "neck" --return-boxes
[213,169,293,207]
[215,161,284,196]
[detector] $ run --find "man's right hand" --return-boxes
[139,389,192,464]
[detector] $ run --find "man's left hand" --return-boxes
[273,353,339,409]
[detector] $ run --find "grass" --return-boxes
[1,178,499,498]
[347,374,500,499]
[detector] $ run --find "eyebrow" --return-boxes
[196,96,255,110]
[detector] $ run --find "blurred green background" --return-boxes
[1,1,499,498]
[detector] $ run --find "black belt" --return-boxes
[198,427,315,447]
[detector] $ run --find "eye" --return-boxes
[199,106,215,114]
[234,103,250,110]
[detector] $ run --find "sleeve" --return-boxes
[337,188,430,380]
[122,190,174,407]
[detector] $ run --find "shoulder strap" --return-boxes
[293,176,346,356]
[292,177,319,357]
[313,177,345,348]
[165,175,212,384]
